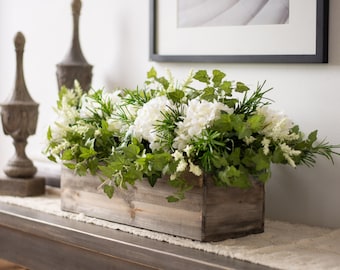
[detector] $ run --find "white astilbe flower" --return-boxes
[51,103,79,142]
[173,98,233,150]
[261,137,271,155]
[72,123,90,136]
[183,145,193,156]
[171,150,189,173]
[189,160,202,176]
[48,83,83,143]
[280,143,301,167]
[49,122,69,142]
[244,136,256,145]
[176,159,188,172]
[171,150,190,175]
[50,140,71,156]
[172,150,184,161]
[130,96,174,151]
[56,94,79,124]
[79,93,101,118]
[257,106,299,142]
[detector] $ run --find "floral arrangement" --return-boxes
[45,68,339,202]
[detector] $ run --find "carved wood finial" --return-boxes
[56,0,93,92]
[14,32,25,51]
[72,0,81,16]
[9,32,36,104]
[0,31,45,196]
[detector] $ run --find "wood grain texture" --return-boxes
[0,202,274,270]
[61,169,264,241]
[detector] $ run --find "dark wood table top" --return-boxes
[0,201,275,270]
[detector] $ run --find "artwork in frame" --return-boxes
[149,0,329,63]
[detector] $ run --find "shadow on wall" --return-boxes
[265,155,340,228]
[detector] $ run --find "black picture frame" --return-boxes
[149,0,329,63]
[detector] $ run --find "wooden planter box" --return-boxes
[61,169,264,242]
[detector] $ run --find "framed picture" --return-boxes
[149,0,328,63]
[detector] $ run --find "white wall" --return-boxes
[0,0,339,228]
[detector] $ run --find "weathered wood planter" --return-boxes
[61,169,264,242]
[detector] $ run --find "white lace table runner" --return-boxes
[1,187,340,270]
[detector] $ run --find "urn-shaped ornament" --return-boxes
[1,32,39,178]
[0,32,45,196]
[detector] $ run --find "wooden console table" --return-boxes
[0,201,273,270]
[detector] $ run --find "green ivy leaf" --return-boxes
[224,98,239,108]
[218,166,251,188]
[247,114,265,132]
[103,184,114,199]
[228,147,241,165]
[212,69,226,87]
[62,149,74,160]
[99,164,115,178]
[235,82,250,93]
[156,77,170,90]
[241,148,256,167]
[63,162,76,170]
[272,148,285,163]
[201,87,215,101]
[75,163,87,176]
[147,67,157,79]
[212,153,228,168]
[166,177,192,202]
[47,155,57,163]
[219,81,232,96]
[147,174,158,187]
[166,195,179,203]
[193,70,210,83]
[152,153,172,171]
[211,114,232,132]
[167,89,185,103]
[123,168,143,184]
[87,159,99,175]
[123,144,140,159]
[252,151,270,171]
[79,146,97,159]
[257,170,271,182]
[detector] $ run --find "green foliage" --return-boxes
[45,69,340,202]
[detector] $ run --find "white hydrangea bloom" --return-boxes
[102,89,122,105]
[173,98,233,150]
[130,96,174,151]
[107,118,123,133]
[257,106,299,142]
